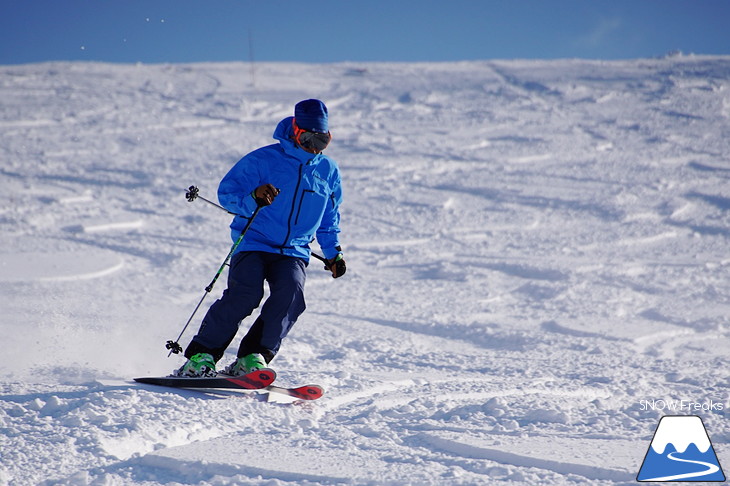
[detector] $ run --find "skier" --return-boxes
[176,99,346,377]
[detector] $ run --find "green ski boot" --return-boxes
[175,353,217,377]
[223,353,267,376]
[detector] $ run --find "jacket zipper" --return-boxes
[281,163,304,253]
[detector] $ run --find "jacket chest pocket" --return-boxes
[295,188,327,227]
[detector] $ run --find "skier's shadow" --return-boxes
[128,381,267,401]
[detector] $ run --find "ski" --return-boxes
[134,369,324,400]
[134,368,276,390]
[266,384,324,401]
[212,370,324,400]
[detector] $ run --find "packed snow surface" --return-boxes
[1,57,729,485]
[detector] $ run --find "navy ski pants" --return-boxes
[186,251,306,362]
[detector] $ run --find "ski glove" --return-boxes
[325,254,346,279]
[252,184,280,207]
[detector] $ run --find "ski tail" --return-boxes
[266,384,324,400]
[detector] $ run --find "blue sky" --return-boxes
[2,0,729,64]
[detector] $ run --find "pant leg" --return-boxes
[185,252,265,361]
[237,254,306,359]
[236,315,266,360]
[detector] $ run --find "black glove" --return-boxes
[324,254,346,279]
[252,184,280,207]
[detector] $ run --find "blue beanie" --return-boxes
[294,99,328,133]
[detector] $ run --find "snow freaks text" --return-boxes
[639,399,724,412]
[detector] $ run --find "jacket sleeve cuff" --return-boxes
[240,193,259,216]
[321,245,342,260]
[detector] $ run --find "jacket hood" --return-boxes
[273,116,295,143]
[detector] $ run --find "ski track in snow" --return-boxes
[1,58,730,484]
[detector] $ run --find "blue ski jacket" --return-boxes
[217,116,342,261]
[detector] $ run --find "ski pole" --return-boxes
[185,185,328,263]
[185,185,236,215]
[166,204,262,356]
[310,252,327,264]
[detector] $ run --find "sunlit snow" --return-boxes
[1,57,729,485]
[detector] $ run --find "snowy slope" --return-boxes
[1,57,729,485]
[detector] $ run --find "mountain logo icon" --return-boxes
[637,415,725,482]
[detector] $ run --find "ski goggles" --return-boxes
[293,119,331,152]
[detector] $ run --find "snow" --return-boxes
[1,56,729,485]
